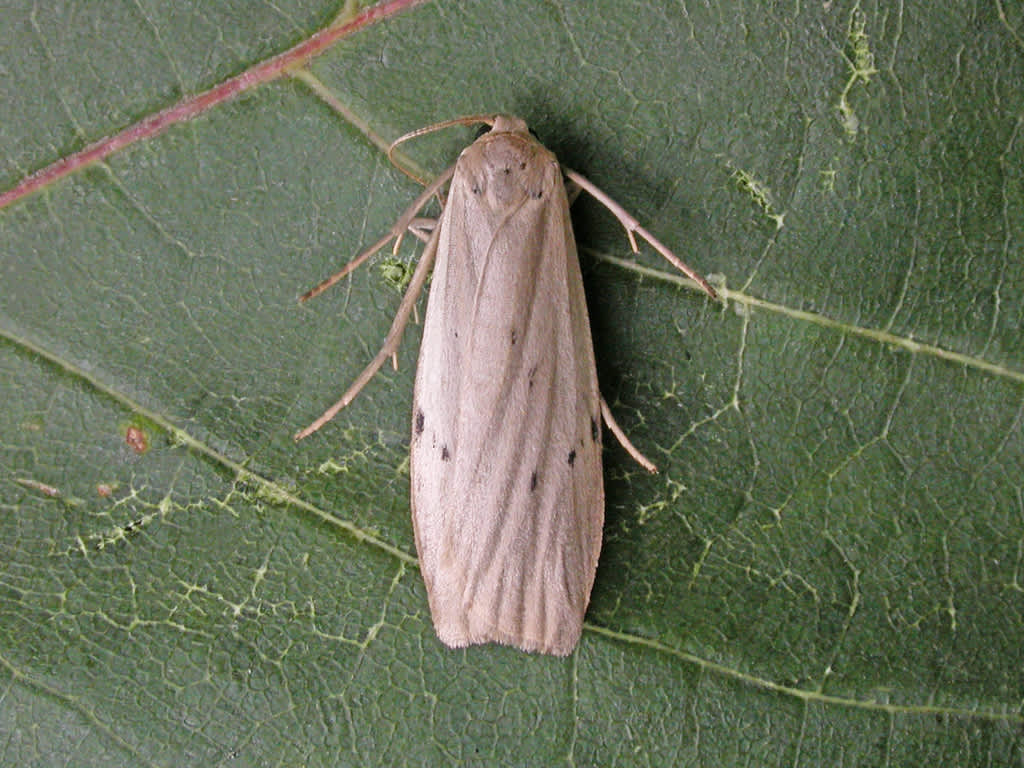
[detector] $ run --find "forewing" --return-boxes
[410,138,603,655]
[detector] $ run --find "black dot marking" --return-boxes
[415,409,425,435]
[530,471,538,492]
[472,184,481,195]
[568,450,576,466]
[528,365,537,389]
[519,161,527,170]
[441,445,450,461]
[510,328,517,345]
[503,166,511,175]
[591,417,599,442]
[532,189,543,199]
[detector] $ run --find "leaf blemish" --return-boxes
[124,426,149,454]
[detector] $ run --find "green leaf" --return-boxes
[2,1,1023,765]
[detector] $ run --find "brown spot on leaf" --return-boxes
[16,478,60,497]
[125,426,148,454]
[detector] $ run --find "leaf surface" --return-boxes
[2,1,1023,765]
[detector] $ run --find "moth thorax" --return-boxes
[468,135,552,210]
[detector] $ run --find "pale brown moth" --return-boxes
[297,115,716,655]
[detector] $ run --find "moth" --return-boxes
[297,115,716,655]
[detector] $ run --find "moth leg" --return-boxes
[299,165,455,302]
[563,178,583,206]
[562,168,718,301]
[295,221,443,440]
[600,398,658,473]
[407,217,437,243]
[397,217,439,325]
[294,165,456,440]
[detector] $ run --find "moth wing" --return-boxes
[410,145,603,655]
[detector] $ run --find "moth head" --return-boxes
[488,115,531,136]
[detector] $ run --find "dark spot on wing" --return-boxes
[527,364,537,389]
[441,445,450,461]
[415,409,425,436]
[568,449,576,466]
[510,328,517,345]
[591,417,599,442]
[471,184,481,195]
[531,189,543,199]
[530,471,538,492]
